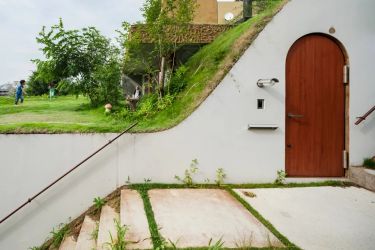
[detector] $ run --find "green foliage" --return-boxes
[168,65,188,94]
[215,168,227,186]
[156,237,179,250]
[136,94,158,117]
[136,187,163,248]
[274,170,286,185]
[363,158,375,169]
[104,219,129,250]
[35,18,122,106]
[28,247,46,250]
[174,159,199,186]
[93,59,123,105]
[93,197,106,210]
[122,0,197,96]
[50,223,69,248]
[27,71,49,96]
[208,238,225,250]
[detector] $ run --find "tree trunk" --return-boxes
[158,56,166,97]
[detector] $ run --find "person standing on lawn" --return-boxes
[15,79,26,105]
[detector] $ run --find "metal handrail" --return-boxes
[0,122,138,224]
[355,105,375,125]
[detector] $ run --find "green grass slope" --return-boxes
[0,0,287,134]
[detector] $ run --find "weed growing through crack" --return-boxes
[208,237,225,250]
[156,236,180,250]
[234,232,254,249]
[215,168,227,186]
[93,197,106,210]
[104,219,129,250]
[274,170,286,185]
[50,223,70,248]
[144,178,152,183]
[90,221,99,240]
[174,159,199,186]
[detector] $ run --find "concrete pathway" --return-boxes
[235,187,375,250]
[120,189,152,249]
[148,189,283,248]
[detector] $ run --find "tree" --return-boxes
[27,60,55,96]
[35,19,122,106]
[122,0,197,97]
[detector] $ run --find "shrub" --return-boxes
[168,65,188,94]
[363,158,375,169]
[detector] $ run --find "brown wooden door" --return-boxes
[286,34,345,177]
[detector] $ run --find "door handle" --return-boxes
[287,113,304,118]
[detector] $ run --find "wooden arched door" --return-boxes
[286,34,346,177]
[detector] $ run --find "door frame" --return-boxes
[284,33,350,176]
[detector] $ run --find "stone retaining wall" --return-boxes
[130,24,232,44]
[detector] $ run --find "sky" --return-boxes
[0,0,234,84]
[0,0,144,84]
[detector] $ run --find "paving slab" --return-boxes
[97,205,120,250]
[75,216,97,250]
[149,189,283,248]
[58,236,76,250]
[120,189,152,249]
[235,187,375,250]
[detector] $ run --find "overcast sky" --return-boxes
[0,0,234,84]
[0,0,145,84]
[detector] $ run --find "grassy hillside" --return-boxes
[0,0,287,134]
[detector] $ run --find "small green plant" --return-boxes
[215,168,227,186]
[234,232,254,248]
[144,178,152,183]
[174,159,199,186]
[208,238,225,250]
[104,219,129,250]
[363,157,375,169]
[274,170,286,185]
[156,236,179,250]
[125,176,131,184]
[93,197,106,210]
[50,223,70,248]
[91,221,99,240]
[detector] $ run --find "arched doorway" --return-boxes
[285,34,347,177]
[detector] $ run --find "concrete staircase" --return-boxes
[58,190,151,250]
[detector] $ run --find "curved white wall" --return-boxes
[1,0,374,249]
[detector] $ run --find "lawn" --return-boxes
[0,95,135,133]
[0,0,286,134]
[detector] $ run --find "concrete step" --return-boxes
[58,236,76,250]
[349,166,375,191]
[120,189,152,249]
[75,216,97,250]
[96,205,120,250]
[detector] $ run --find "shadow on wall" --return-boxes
[360,114,375,134]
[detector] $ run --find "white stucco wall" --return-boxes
[1,0,374,249]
